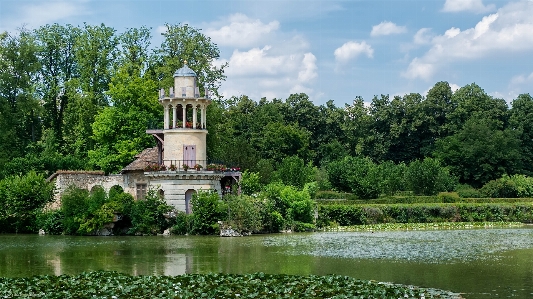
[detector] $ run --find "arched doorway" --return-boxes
[184,189,196,214]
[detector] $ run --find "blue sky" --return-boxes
[1,0,532,106]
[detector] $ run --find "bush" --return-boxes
[0,171,54,233]
[190,190,225,235]
[455,184,482,198]
[129,189,175,235]
[326,156,381,199]
[405,158,456,196]
[480,179,518,198]
[276,156,315,189]
[171,211,193,235]
[36,210,64,235]
[240,170,262,195]
[225,194,263,233]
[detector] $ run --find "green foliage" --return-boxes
[262,183,314,228]
[240,170,262,195]
[0,271,462,299]
[0,171,54,233]
[405,158,456,195]
[190,190,225,235]
[480,179,518,198]
[36,209,64,235]
[318,203,533,227]
[128,189,174,235]
[434,117,521,187]
[276,155,315,189]
[455,184,483,198]
[170,211,193,235]
[326,156,381,199]
[224,194,263,233]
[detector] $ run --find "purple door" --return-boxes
[183,145,196,167]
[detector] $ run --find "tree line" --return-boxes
[1,23,533,191]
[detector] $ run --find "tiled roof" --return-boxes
[121,147,159,172]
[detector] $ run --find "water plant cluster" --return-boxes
[320,221,524,232]
[0,271,463,299]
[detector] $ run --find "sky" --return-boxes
[1,0,532,107]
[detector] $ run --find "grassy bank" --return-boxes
[0,271,463,299]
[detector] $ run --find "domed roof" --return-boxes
[173,62,197,77]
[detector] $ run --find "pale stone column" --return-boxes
[164,105,169,129]
[193,105,197,129]
[182,104,186,128]
[172,105,177,129]
[201,105,206,129]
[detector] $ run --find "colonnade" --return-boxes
[163,101,208,130]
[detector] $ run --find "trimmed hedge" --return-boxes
[316,195,533,205]
[317,203,533,227]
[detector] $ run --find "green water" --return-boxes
[1,227,533,298]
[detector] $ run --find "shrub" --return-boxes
[0,171,54,233]
[171,211,193,235]
[405,158,456,196]
[437,192,460,203]
[326,156,381,199]
[129,189,175,235]
[225,194,263,233]
[36,210,64,235]
[190,190,225,235]
[240,170,262,195]
[455,184,482,198]
[480,179,518,198]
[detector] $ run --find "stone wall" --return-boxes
[48,171,124,208]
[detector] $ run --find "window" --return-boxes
[136,184,147,200]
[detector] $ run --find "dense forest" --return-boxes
[1,23,533,191]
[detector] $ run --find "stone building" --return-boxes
[48,63,241,212]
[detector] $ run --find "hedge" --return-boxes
[316,195,533,205]
[317,203,533,227]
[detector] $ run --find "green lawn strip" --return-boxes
[0,271,463,299]
[320,221,525,232]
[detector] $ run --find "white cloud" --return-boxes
[206,14,319,101]
[449,83,461,92]
[205,14,280,48]
[403,1,533,80]
[442,0,496,13]
[334,41,373,63]
[0,0,89,32]
[510,72,533,85]
[413,28,433,45]
[371,21,407,37]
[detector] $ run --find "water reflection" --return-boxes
[1,228,533,298]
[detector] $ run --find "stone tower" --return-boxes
[158,61,210,168]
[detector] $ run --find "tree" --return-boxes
[62,23,118,159]
[433,117,522,187]
[405,158,456,196]
[155,23,226,97]
[34,24,80,149]
[509,93,533,176]
[446,83,509,133]
[0,29,40,165]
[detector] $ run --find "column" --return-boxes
[193,105,197,129]
[182,103,186,128]
[202,105,206,129]
[172,105,177,129]
[164,105,169,129]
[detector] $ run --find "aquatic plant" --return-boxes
[0,271,463,299]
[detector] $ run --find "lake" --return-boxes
[1,227,533,298]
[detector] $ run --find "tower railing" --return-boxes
[144,160,240,173]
